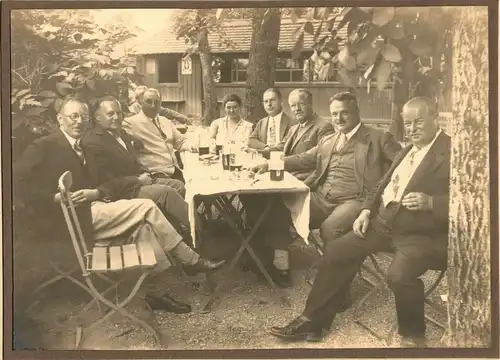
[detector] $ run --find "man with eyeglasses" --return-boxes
[123,88,197,183]
[14,96,225,314]
[267,97,450,347]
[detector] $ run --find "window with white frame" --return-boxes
[231,58,248,83]
[275,58,307,82]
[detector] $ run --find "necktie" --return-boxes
[73,140,85,164]
[391,174,400,201]
[336,133,347,152]
[268,117,276,147]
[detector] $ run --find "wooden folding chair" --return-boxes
[55,170,163,348]
[353,252,447,345]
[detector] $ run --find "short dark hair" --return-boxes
[329,91,360,117]
[263,87,282,100]
[222,93,242,107]
[93,95,121,115]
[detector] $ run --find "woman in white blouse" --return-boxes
[209,93,254,150]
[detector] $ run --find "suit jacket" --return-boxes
[82,126,149,200]
[363,132,451,260]
[14,129,111,249]
[247,112,296,150]
[285,124,402,194]
[280,114,335,180]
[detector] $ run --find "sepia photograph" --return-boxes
[2,1,498,357]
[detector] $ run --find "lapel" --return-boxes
[284,124,299,154]
[94,126,132,160]
[405,132,448,192]
[279,113,290,141]
[55,128,86,166]
[352,125,370,187]
[261,116,269,144]
[290,118,315,152]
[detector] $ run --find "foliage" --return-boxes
[289,6,454,100]
[11,9,141,136]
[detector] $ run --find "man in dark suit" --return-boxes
[268,97,450,347]
[82,96,190,239]
[14,96,224,314]
[247,88,296,158]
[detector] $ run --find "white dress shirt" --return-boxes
[108,131,128,150]
[382,129,442,206]
[266,112,283,146]
[61,129,85,163]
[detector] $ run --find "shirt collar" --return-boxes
[60,128,79,147]
[345,122,362,140]
[413,129,442,153]
[271,111,283,121]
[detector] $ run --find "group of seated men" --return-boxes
[15,82,450,347]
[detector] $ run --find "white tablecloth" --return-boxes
[181,152,310,247]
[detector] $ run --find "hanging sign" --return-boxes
[181,56,192,75]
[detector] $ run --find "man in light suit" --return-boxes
[14,96,224,314]
[269,97,450,347]
[123,88,197,183]
[249,92,401,287]
[247,88,296,159]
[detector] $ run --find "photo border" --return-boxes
[1,0,498,358]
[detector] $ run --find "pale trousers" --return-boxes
[90,198,186,269]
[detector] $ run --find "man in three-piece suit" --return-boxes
[14,96,224,314]
[247,87,296,158]
[82,96,190,240]
[269,97,450,347]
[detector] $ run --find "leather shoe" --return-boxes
[269,316,317,341]
[269,266,292,288]
[183,258,225,276]
[145,293,191,314]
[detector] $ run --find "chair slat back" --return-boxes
[58,171,92,276]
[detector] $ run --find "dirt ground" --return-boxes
[16,226,448,351]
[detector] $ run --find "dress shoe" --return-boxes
[183,258,225,276]
[269,266,292,288]
[269,316,319,341]
[399,335,427,348]
[145,293,192,314]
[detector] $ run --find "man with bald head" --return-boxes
[279,88,335,179]
[129,85,191,125]
[123,88,197,183]
[269,96,451,347]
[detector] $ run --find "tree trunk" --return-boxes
[198,28,218,126]
[244,8,281,123]
[389,77,408,142]
[446,7,490,347]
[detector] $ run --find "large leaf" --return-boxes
[25,106,47,117]
[38,90,57,98]
[304,21,315,35]
[356,46,379,67]
[56,82,74,96]
[386,22,405,40]
[338,67,358,87]
[372,7,395,27]
[375,58,391,91]
[409,38,432,57]
[381,44,402,63]
[291,33,304,59]
[338,47,357,71]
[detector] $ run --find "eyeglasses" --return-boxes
[60,113,90,122]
